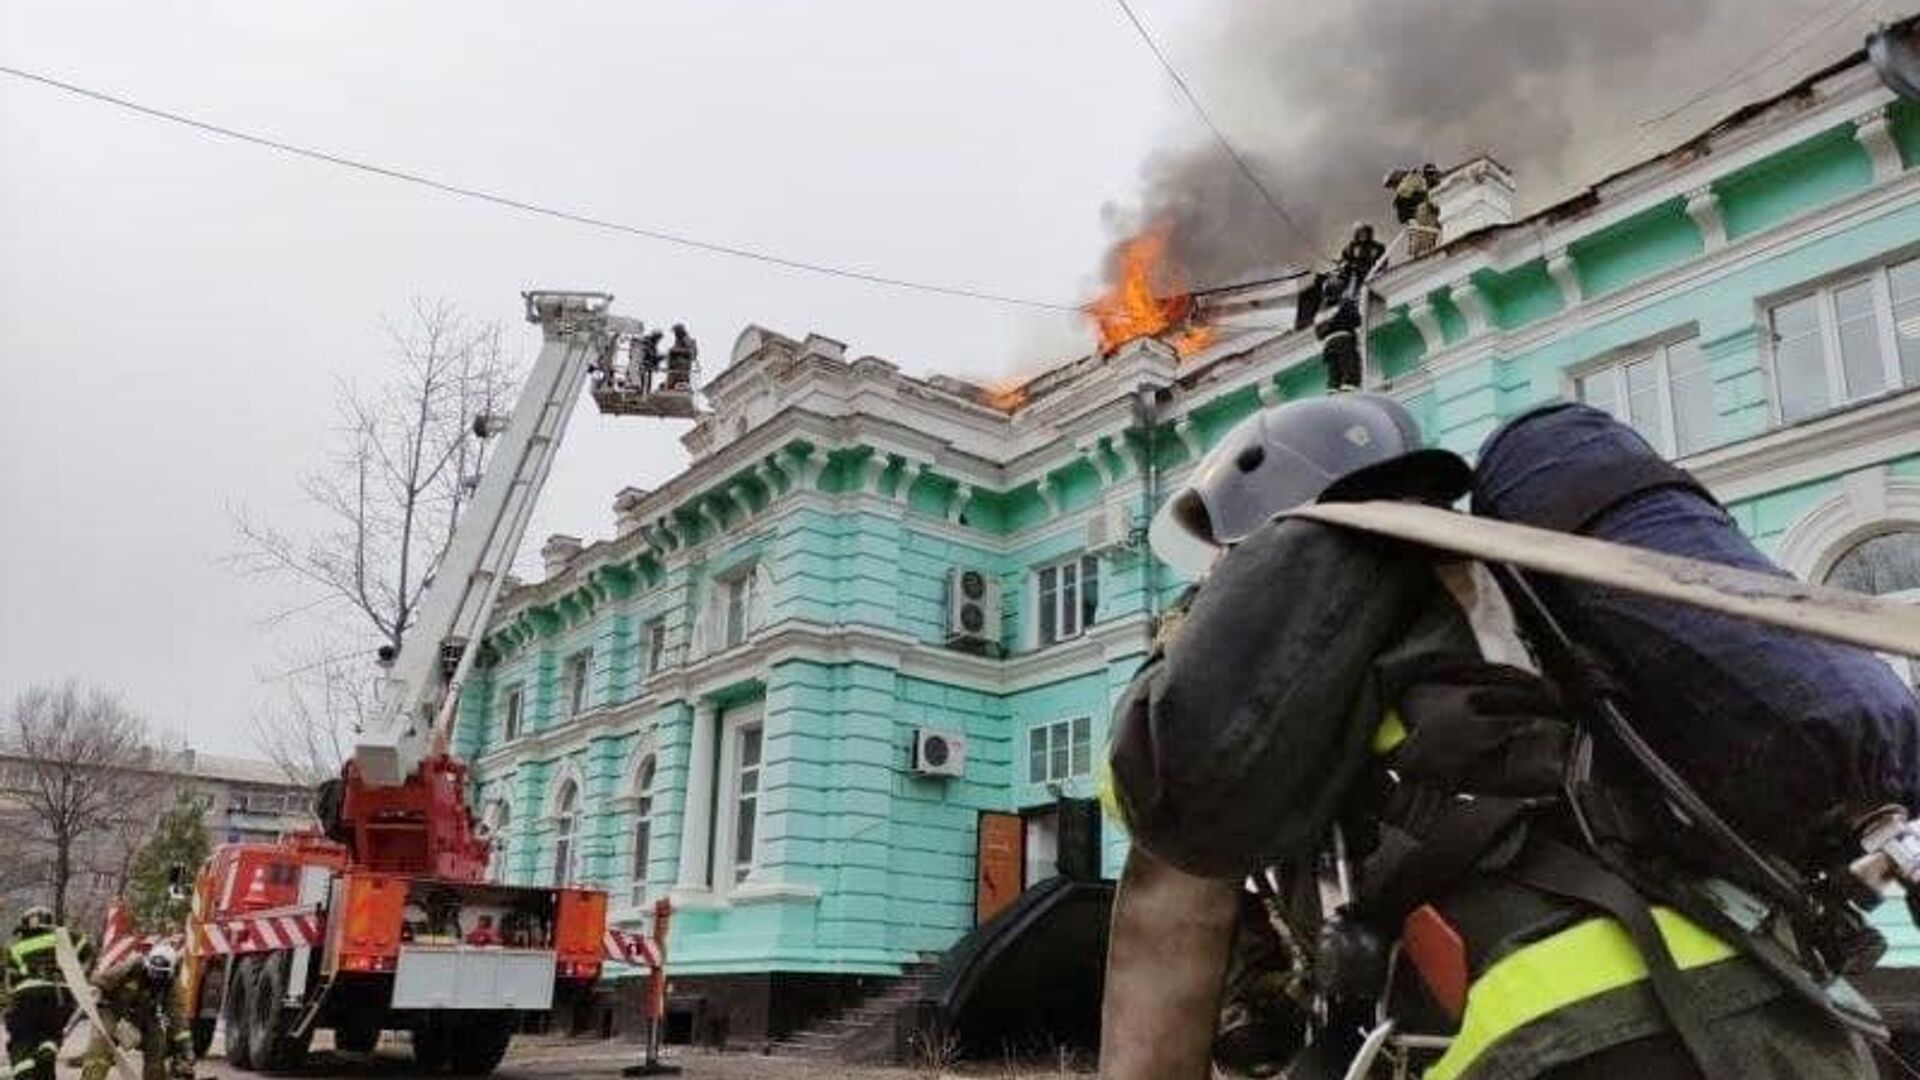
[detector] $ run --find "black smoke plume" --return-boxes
[1102,0,1875,289]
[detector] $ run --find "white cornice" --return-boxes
[1685,388,1920,505]
[470,616,1153,775]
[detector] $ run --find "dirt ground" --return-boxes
[177,1034,1093,1080]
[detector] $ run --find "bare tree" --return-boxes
[2,681,170,922]
[252,644,375,787]
[233,299,517,773]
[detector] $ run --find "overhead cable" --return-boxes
[0,63,1082,312]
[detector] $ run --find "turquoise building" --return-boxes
[458,41,1920,1046]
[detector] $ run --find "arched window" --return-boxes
[552,780,580,887]
[1823,529,1920,597]
[629,755,657,907]
[486,800,513,884]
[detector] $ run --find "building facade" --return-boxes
[0,748,309,931]
[459,42,1920,1044]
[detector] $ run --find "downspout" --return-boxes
[1131,383,1163,636]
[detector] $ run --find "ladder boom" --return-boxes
[355,291,625,787]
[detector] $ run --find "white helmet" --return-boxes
[144,941,179,982]
[1149,394,1467,580]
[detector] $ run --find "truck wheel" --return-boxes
[447,1015,514,1075]
[246,954,312,1073]
[412,1023,452,1071]
[223,958,257,1070]
[334,1019,380,1055]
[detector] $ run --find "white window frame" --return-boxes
[1569,330,1709,458]
[1765,260,1917,426]
[628,753,657,908]
[562,650,592,718]
[485,798,513,884]
[500,684,525,742]
[551,779,582,887]
[1033,554,1101,647]
[715,707,766,892]
[1028,716,1093,785]
[643,620,668,677]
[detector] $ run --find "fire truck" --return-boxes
[179,292,693,1074]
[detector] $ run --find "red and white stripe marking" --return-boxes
[94,900,158,972]
[193,910,323,956]
[603,926,660,969]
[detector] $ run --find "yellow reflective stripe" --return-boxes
[1424,908,1737,1080]
[1096,757,1123,823]
[1372,708,1408,755]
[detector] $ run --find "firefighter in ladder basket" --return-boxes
[664,324,696,392]
[1099,394,1905,1079]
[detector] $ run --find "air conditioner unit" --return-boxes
[912,728,968,778]
[1086,502,1138,554]
[946,568,1000,644]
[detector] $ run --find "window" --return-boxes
[563,651,592,717]
[629,755,657,906]
[1035,555,1100,646]
[728,721,764,886]
[1824,530,1920,597]
[487,800,512,884]
[643,622,667,677]
[1768,259,1920,425]
[1575,337,1716,457]
[723,572,761,649]
[1028,717,1092,785]
[552,780,580,887]
[1824,529,1920,688]
[501,685,525,741]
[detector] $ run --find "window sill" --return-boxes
[728,881,823,905]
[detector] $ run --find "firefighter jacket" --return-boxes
[4,930,88,1002]
[85,955,191,1080]
[1103,516,1875,1079]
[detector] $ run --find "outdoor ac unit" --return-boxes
[1085,503,1138,554]
[912,728,968,778]
[946,568,1000,644]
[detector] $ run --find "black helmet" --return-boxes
[1148,394,1467,578]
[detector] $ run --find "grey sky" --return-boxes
[0,1,1886,756]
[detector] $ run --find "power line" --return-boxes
[0,63,1082,313]
[1593,0,1880,177]
[1639,0,1876,129]
[1107,0,1320,254]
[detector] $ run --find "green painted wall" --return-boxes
[456,109,1920,978]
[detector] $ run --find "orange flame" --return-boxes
[980,377,1030,412]
[1085,223,1215,358]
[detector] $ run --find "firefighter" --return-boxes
[1387,163,1443,256]
[624,327,658,394]
[665,324,696,391]
[80,941,192,1080]
[4,906,86,1080]
[1101,395,1877,1079]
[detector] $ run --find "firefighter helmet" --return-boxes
[1147,394,1468,579]
[144,941,179,983]
[15,906,54,936]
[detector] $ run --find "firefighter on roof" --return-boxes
[80,941,192,1080]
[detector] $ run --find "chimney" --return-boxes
[612,487,651,537]
[1434,156,1516,242]
[540,534,583,579]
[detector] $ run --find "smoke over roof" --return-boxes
[1102,0,1880,288]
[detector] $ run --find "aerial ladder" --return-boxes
[179,292,695,1076]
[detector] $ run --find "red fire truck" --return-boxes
[179,293,685,1074]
